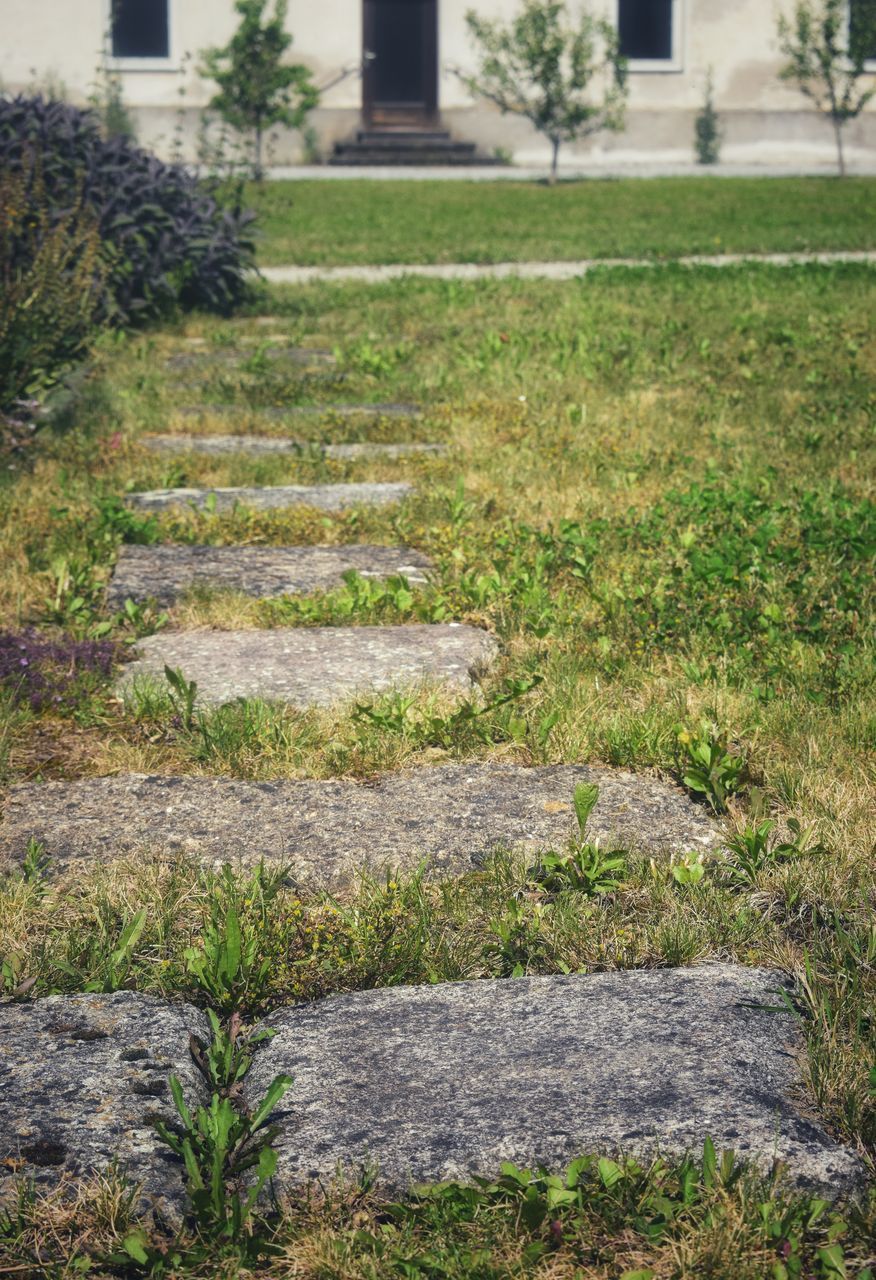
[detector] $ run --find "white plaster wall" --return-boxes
[1,0,873,163]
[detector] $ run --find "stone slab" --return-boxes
[107,544,433,607]
[0,992,209,1220]
[178,402,421,420]
[246,966,863,1195]
[140,434,445,460]
[0,764,719,883]
[165,347,335,370]
[117,624,498,707]
[124,482,413,513]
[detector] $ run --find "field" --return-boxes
[250,176,876,265]
[0,180,875,1277]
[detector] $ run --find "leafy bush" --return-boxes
[0,163,104,413]
[0,94,256,324]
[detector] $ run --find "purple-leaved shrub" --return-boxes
[0,630,118,712]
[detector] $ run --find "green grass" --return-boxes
[249,176,876,266]
[1,259,875,1276]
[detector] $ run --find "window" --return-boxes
[110,0,169,60]
[849,0,876,61]
[618,0,675,63]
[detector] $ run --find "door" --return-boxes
[363,0,438,126]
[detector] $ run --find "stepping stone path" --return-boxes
[3,324,864,1225]
[178,401,421,420]
[0,971,861,1221]
[0,764,718,883]
[0,992,209,1221]
[124,481,412,513]
[117,624,498,707]
[107,544,432,607]
[139,433,445,459]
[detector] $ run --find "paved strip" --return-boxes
[124,482,412,513]
[0,764,718,882]
[262,250,876,286]
[165,347,335,370]
[117,624,498,707]
[247,966,863,1194]
[107,543,432,607]
[177,402,422,420]
[139,434,445,459]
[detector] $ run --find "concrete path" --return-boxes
[263,161,876,181]
[262,250,876,286]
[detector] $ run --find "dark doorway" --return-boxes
[363,0,438,126]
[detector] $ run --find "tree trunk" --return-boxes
[832,115,846,177]
[254,121,264,182]
[549,136,560,186]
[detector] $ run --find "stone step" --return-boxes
[107,544,433,607]
[123,482,413,514]
[139,434,446,460]
[0,992,209,1221]
[178,402,421,421]
[117,624,498,708]
[165,347,336,371]
[1,973,859,1217]
[247,967,861,1194]
[0,764,719,883]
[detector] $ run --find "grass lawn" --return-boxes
[1,259,875,1275]
[250,176,876,266]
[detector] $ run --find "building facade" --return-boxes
[2,0,875,165]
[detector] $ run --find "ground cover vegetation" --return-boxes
[0,258,874,1274]
[250,176,876,267]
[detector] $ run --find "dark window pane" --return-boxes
[111,0,169,58]
[850,0,876,59]
[618,0,673,60]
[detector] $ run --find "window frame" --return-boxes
[106,0,175,72]
[616,0,685,74]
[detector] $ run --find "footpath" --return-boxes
[262,249,876,286]
[0,327,864,1219]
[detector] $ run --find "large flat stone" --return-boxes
[178,402,421,420]
[245,967,862,1195]
[165,347,335,370]
[117,624,498,707]
[107,544,433,607]
[0,993,209,1220]
[0,764,718,882]
[140,434,445,460]
[124,482,413,513]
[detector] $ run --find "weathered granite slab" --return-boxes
[140,434,445,460]
[107,544,433,607]
[178,402,421,420]
[124,482,413,513]
[0,993,209,1220]
[246,967,863,1195]
[0,764,719,882]
[166,347,335,370]
[117,624,498,707]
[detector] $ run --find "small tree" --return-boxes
[777,0,876,176]
[463,0,628,184]
[694,68,721,164]
[200,0,318,180]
